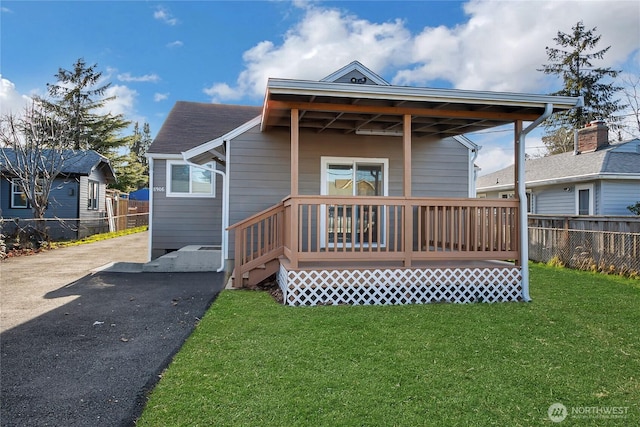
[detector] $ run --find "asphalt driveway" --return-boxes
[0,232,225,427]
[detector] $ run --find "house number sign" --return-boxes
[153,186,165,192]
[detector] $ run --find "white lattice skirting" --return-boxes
[278,265,523,306]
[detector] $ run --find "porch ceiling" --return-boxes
[262,79,582,138]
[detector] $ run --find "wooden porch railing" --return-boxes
[228,202,285,284]
[229,196,520,284]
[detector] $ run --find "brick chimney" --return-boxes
[576,120,609,153]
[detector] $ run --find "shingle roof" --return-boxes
[477,139,640,191]
[0,149,115,182]
[148,102,262,154]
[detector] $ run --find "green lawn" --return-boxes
[137,264,640,426]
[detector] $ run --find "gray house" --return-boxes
[147,61,581,305]
[477,121,640,215]
[0,149,116,239]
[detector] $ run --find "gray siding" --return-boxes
[1,175,90,239]
[228,126,470,257]
[600,180,640,215]
[535,185,577,215]
[151,159,223,259]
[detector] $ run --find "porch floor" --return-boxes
[281,259,515,271]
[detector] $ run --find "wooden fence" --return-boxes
[528,215,640,275]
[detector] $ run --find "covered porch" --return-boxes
[226,78,581,305]
[231,195,523,305]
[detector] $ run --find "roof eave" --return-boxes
[183,115,262,164]
[477,173,640,192]
[265,78,582,110]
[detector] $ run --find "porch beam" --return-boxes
[291,108,299,196]
[267,100,544,122]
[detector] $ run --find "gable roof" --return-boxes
[320,60,390,85]
[477,139,640,191]
[148,102,262,155]
[0,149,116,182]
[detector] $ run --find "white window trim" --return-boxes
[320,157,389,196]
[166,160,216,198]
[10,178,28,209]
[575,183,594,215]
[87,180,99,210]
[499,190,534,213]
[320,156,389,248]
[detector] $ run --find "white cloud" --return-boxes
[206,1,639,102]
[154,92,169,102]
[99,84,137,117]
[117,72,160,83]
[204,6,411,101]
[1,6,12,13]
[154,6,178,26]
[393,0,640,92]
[0,76,31,116]
[166,40,183,48]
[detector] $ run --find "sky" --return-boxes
[1,0,639,175]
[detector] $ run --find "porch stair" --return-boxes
[231,258,280,288]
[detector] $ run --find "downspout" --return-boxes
[518,103,553,302]
[147,157,154,262]
[469,147,480,197]
[182,157,226,273]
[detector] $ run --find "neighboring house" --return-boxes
[0,149,116,239]
[477,121,640,216]
[147,61,581,305]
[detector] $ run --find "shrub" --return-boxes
[547,256,565,268]
[627,201,640,215]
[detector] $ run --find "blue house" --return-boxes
[0,149,116,240]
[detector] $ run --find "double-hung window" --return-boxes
[575,184,594,215]
[166,161,215,197]
[87,180,99,210]
[10,178,28,209]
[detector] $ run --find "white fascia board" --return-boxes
[453,135,478,151]
[320,61,390,85]
[145,153,184,160]
[477,173,640,192]
[266,79,582,110]
[182,115,262,164]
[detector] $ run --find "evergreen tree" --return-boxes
[109,123,149,192]
[539,21,626,154]
[41,58,130,154]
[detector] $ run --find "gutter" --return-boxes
[517,103,553,302]
[478,173,640,193]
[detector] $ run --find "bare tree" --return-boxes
[0,101,71,243]
[620,74,640,138]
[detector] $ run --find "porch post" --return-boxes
[291,108,299,197]
[403,114,412,197]
[403,114,412,267]
[514,120,523,267]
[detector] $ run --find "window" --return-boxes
[10,178,28,209]
[321,157,389,246]
[575,184,594,215]
[166,161,215,197]
[87,180,99,210]
[499,191,534,213]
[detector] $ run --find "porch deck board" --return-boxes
[281,258,515,271]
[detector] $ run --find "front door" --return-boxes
[322,157,388,246]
